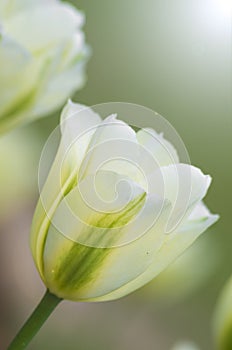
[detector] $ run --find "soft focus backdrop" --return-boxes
[0,0,231,349]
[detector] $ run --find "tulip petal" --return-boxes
[30,103,101,279]
[60,102,102,172]
[67,197,170,301]
[24,35,90,121]
[137,128,179,167]
[46,170,146,248]
[0,36,43,119]
[4,2,84,54]
[0,1,53,19]
[43,195,170,301]
[148,163,212,232]
[0,2,89,133]
[89,202,218,301]
[43,170,162,300]
[78,115,144,185]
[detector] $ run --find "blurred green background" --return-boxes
[0,0,231,349]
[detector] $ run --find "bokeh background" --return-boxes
[0,0,231,349]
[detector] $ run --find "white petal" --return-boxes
[61,101,101,135]
[70,197,170,301]
[60,102,102,171]
[30,103,102,277]
[27,40,89,120]
[89,203,218,301]
[0,2,89,132]
[43,170,168,299]
[188,201,211,220]
[0,36,42,119]
[147,164,212,232]
[4,3,84,54]
[176,202,219,234]
[43,194,170,300]
[78,115,144,185]
[0,1,56,19]
[44,170,146,249]
[137,128,179,167]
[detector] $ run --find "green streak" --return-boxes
[34,166,78,278]
[54,192,146,292]
[7,290,62,350]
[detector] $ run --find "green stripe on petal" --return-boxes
[30,103,102,279]
[43,171,147,299]
[89,202,218,302]
[44,194,146,298]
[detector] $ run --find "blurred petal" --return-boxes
[30,39,89,119]
[0,36,42,119]
[172,342,200,350]
[4,2,84,54]
[0,1,88,133]
[0,0,55,18]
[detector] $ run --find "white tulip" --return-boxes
[30,101,219,302]
[0,0,89,133]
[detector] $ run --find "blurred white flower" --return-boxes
[0,127,41,218]
[0,0,89,133]
[30,101,218,302]
[172,341,200,350]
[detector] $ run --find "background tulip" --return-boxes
[0,0,89,134]
[213,275,232,350]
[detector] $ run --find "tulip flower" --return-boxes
[8,102,218,350]
[30,101,218,302]
[0,0,89,134]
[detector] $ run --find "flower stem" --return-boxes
[7,290,62,350]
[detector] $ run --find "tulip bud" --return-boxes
[0,1,89,134]
[30,101,219,302]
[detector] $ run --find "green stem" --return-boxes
[7,290,62,350]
